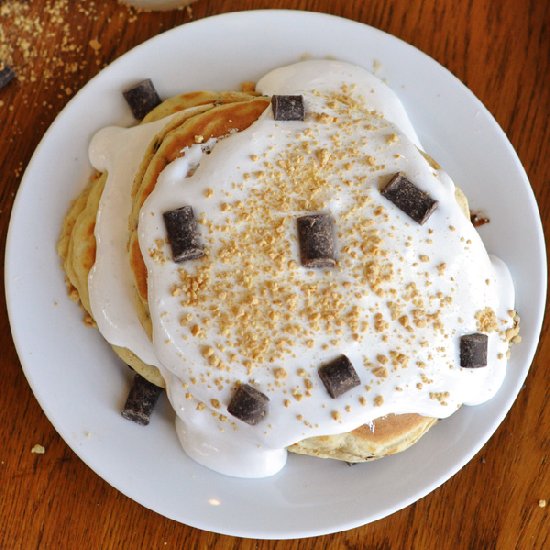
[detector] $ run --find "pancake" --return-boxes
[60,62,518,472]
[288,414,438,463]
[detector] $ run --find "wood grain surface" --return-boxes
[0,0,548,548]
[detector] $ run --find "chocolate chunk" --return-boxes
[121,373,163,426]
[227,384,269,425]
[460,333,488,368]
[297,213,336,268]
[318,355,361,398]
[381,172,438,224]
[0,64,16,90]
[122,79,162,120]
[271,95,305,121]
[163,206,205,263]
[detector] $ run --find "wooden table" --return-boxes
[1,0,548,547]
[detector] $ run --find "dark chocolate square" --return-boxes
[318,355,361,398]
[163,206,205,263]
[122,78,162,120]
[381,172,438,224]
[271,95,305,121]
[297,213,337,268]
[227,384,269,425]
[0,65,16,90]
[121,373,163,426]
[460,333,488,368]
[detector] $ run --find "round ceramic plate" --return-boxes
[5,10,546,539]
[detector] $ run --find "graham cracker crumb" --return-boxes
[273,367,287,379]
[475,307,499,332]
[429,391,450,406]
[241,81,255,92]
[372,366,388,378]
[31,444,45,454]
[88,38,101,52]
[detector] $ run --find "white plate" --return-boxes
[5,10,546,539]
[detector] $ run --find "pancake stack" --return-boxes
[58,69,519,472]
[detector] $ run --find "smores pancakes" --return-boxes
[62,60,518,477]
